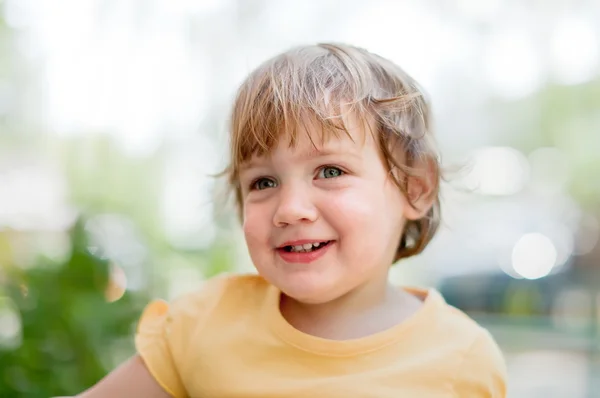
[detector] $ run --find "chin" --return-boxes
[280,282,342,305]
[256,264,347,304]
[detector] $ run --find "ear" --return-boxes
[403,157,438,221]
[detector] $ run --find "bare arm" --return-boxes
[76,355,172,398]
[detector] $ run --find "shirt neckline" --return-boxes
[263,283,445,357]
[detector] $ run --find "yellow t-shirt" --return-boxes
[135,273,507,397]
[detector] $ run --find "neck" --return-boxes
[279,276,414,340]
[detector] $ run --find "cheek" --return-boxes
[384,182,407,223]
[242,203,269,243]
[324,189,388,231]
[324,185,405,245]
[331,183,401,219]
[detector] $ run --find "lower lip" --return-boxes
[277,242,334,264]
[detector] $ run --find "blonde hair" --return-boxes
[226,43,440,261]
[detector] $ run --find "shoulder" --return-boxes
[137,273,269,337]
[165,273,268,320]
[451,326,507,397]
[431,294,507,397]
[134,273,269,397]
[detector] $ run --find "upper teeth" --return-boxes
[290,242,325,252]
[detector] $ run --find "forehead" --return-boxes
[246,111,377,164]
[300,111,371,145]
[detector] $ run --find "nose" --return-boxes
[273,182,318,227]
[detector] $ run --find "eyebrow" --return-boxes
[300,147,350,160]
[240,147,359,171]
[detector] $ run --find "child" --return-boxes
[77,43,507,397]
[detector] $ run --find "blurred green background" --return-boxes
[0,1,599,397]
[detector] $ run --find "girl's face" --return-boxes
[239,115,416,304]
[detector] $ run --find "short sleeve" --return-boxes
[134,275,231,398]
[452,329,508,397]
[135,299,188,398]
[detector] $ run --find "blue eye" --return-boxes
[252,178,277,190]
[318,166,343,179]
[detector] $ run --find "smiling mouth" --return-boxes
[280,241,332,253]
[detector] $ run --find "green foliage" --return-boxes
[0,219,147,398]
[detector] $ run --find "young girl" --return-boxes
[77,43,507,397]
